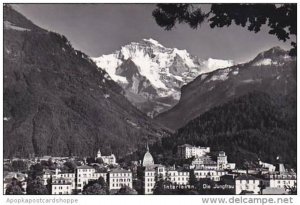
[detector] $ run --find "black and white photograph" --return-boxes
[1,1,298,203]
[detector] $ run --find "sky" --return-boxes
[12,3,294,63]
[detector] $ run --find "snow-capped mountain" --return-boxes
[156,47,296,130]
[92,38,233,117]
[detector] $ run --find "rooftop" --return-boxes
[109,168,131,173]
[76,165,94,169]
[236,175,259,181]
[178,144,193,148]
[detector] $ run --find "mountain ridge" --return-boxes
[155,46,296,130]
[3,5,168,158]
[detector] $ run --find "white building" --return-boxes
[194,169,227,181]
[269,173,297,189]
[54,171,76,190]
[258,160,276,172]
[141,146,191,194]
[76,165,107,191]
[52,178,72,195]
[144,167,156,195]
[177,144,210,159]
[167,168,190,185]
[108,168,132,191]
[42,169,54,185]
[142,143,155,167]
[217,151,236,170]
[267,162,297,190]
[235,175,260,195]
[217,151,227,169]
[193,156,218,170]
[96,149,117,165]
[142,145,163,194]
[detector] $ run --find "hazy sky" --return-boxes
[13,4,294,63]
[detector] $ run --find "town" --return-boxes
[4,143,297,195]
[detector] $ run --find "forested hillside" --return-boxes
[150,92,296,168]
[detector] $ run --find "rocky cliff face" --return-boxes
[3,5,168,158]
[92,38,233,117]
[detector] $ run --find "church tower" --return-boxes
[142,142,154,167]
[97,149,101,158]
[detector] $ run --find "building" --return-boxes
[42,169,54,185]
[108,168,132,191]
[235,175,260,195]
[144,167,157,195]
[217,151,228,169]
[141,143,164,194]
[76,165,107,191]
[54,170,76,190]
[217,151,236,170]
[269,173,297,189]
[268,163,297,190]
[258,159,276,172]
[167,168,190,185]
[96,149,117,165]
[52,178,72,195]
[141,145,192,194]
[177,144,210,159]
[142,143,154,167]
[194,169,227,181]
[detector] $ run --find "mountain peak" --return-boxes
[251,46,291,66]
[92,38,234,117]
[256,46,287,58]
[142,38,164,47]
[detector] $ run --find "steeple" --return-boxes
[142,141,154,167]
[146,141,149,152]
[97,149,101,158]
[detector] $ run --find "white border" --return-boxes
[0,1,299,205]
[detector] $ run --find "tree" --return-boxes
[116,185,138,195]
[82,183,106,195]
[26,179,49,195]
[12,160,28,172]
[95,157,104,164]
[153,4,296,56]
[47,158,56,170]
[153,179,173,195]
[86,157,95,165]
[189,170,197,186]
[63,161,77,173]
[28,163,44,179]
[82,177,107,195]
[258,180,266,195]
[285,183,297,195]
[5,178,24,195]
